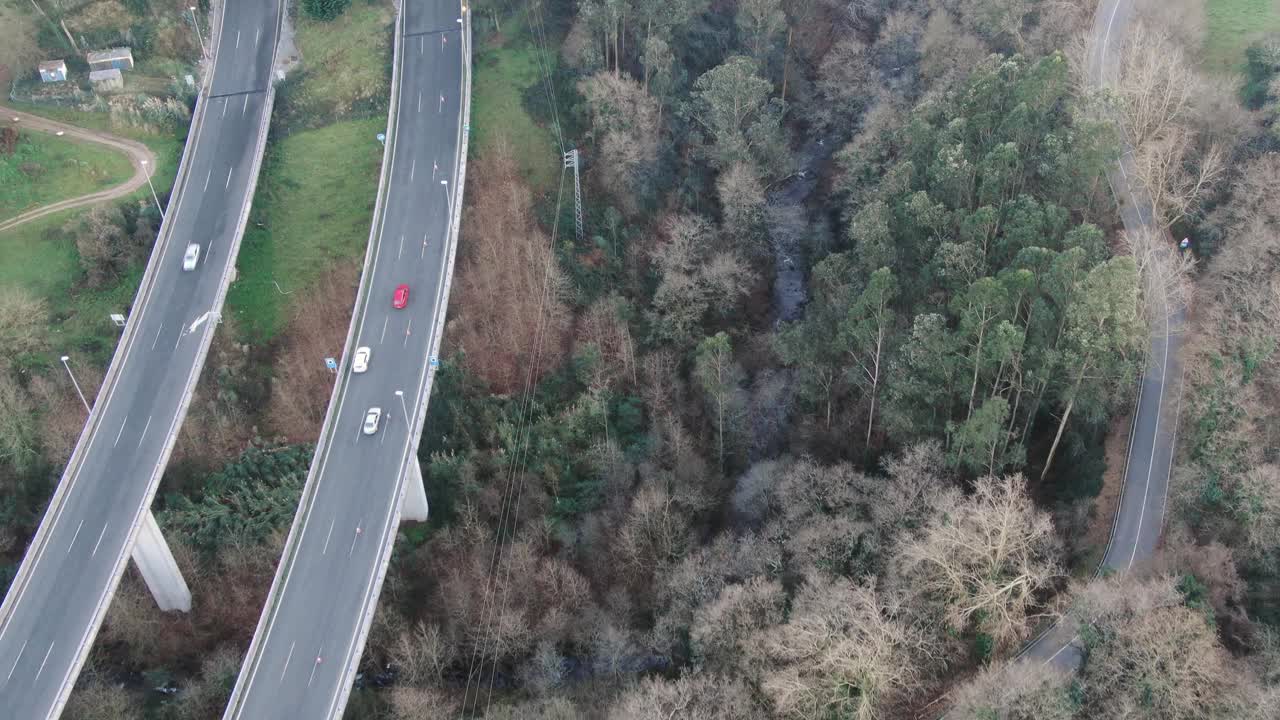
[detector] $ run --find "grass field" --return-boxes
[0,130,136,222]
[1204,0,1280,73]
[470,18,558,194]
[227,118,385,341]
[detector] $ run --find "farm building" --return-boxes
[86,47,134,72]
[38,60,67,83]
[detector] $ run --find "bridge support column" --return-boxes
[401,459,429,522]
[131,511,192,612]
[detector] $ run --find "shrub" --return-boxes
[301,0,351,21]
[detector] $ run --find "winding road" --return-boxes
[0,105,158,234]
[1016,0,1187,669]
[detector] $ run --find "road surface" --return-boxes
[1019,0,1186,669]
[0,1,282,717]
[0,105,158,234]
[222,1,468,717]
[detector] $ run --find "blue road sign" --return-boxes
[429,356,439,367]
[325,357,337,371]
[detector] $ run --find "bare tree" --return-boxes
[1130,124,1225,231]
[949,660,1075,720]
[896,473,1061,649]
[1121,224,1196,324]
[756,574,938,720]
[0,286,48,365]
[1072,574,1274,720]
[608,673,765,720]
[578,71,662,216]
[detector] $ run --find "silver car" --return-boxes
[352,346,371,374]
[182,243,201,271]
[362,407,382,435]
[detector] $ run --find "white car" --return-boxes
[182,243,201,271]
[352,346,371,374]
[362,407,382,435]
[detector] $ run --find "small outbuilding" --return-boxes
[38,59,67,83]
[86,47,134,72]
[89,68,124,91]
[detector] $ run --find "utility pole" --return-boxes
[563,149,584,244]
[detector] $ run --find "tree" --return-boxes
[1072,575,1273,720]
[694,332,744,472]
[756,574,937,720]
[896,473,1060,649]
[1041,257,1145,479]
[735,0,785,62]
[648,214,753,347]
[578,71,662,215]
[716,162,768,255]
[609,673,766,719]
[0,373,39,474]
[691,56,787,174]
[301,0,350,21]
[0,287,49,367]
[949,660,1075,720]
[842,267,899,447]
[949,396,1013,475]
[67,205,128,288]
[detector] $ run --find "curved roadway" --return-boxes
[0,105,158,234]
[223,1,468,716]
[1020,0,1186,668]
[0,1,282,716]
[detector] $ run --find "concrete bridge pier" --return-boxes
[401,459,430,522]
[130,511,192,612]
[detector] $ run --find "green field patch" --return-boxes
[228,118,385,341]
[1204,0,1280,74]
[470,23,558,194]
[277,1,393,131]
[0,130,135,222]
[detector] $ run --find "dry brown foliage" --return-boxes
[948,659,1075,720]
[578,72,661,217]
[62,675,140,720]
[266,263,358,442]
[451,137,570,394]
[1072,574,1273,720]
[607,673,766,720]
[27,361,102,466]
[0,286,49,364]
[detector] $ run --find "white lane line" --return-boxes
[307,649,323,687]
[420,36,424,54]
[348,524,362,556]
[410,158,416,182]
[243,95,249,115]
[380,317,388,344]
[442,34,446,53]
[33,642,53,682]
[91,524,108,556]
[420,234,428,258]
[280,642,295,682]
[114,419,127,446]
[397,234,404,260]
[255,27,261,46]
[175,326,184,350]
[1044,634,1079,665]
[432,158,437,181]
[439,93,444,113]
[226,166,234,189]
[1100,0,1122,82]
[417,91,422,113]
[68,520,84,553]
[236,30,241,48]
[137,415,152,448]
[403,317,412,346]
[222,98,228,117]
[6,640,27,683]
[204,168,212,191]
[321,518,335,555]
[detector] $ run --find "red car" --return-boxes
[392,283,410,309]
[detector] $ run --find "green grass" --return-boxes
[227,118,385,341]
[277,1,393,132]
[470,18,558,194]
[1204,0,1280,74]
[0,130,136,221]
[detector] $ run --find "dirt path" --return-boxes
[0,104,159,234]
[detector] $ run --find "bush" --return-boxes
[301,0,351,21]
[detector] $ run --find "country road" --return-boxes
[0,105,159,234]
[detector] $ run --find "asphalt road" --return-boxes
[0,1,281,716]
[0,105,158,234]
[1019,0,1186,669]
[222,2,467,717]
